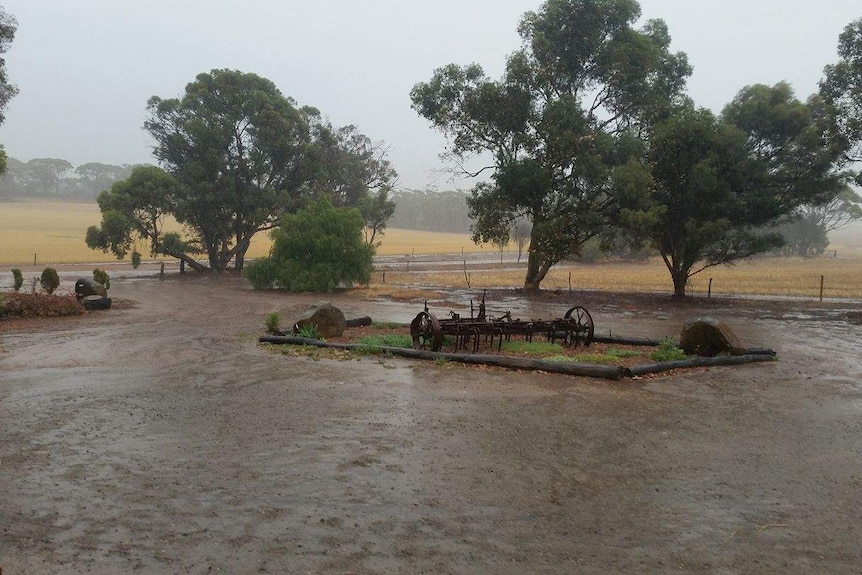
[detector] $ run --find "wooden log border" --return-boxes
[259,335,777,380]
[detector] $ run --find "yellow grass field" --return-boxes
[2,200,861,298]
[0,201,500,265]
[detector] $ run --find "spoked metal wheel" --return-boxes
[564,306,595,347]
[410,311,442,351]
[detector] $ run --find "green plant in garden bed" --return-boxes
[650,338,689,362]
[265,312,280,334]
[500,340,564,355]
[355,334,413,348]
[296,324,323,340]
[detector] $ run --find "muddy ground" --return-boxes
[1,273,861,574]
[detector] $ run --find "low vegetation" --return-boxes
[1,292,84,318]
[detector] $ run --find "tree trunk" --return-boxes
[523,249,551,292]
[671,270,688,298]
[233,236,252,271]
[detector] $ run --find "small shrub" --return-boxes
[434,357,449,366]
[265,312,280,334]
[650,338,688,362]
[40,268,60,294]
[11,268,23,291]
[93,269,110,290]
[296,324,322,340]
[131,251,142,269]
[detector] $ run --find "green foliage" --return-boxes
[500,340,564,355]
[92,269,110,290]
[355,334,413,348]
[616,85,845,296]
[130,251,142,269]
[821,17,862,167]
[775,186,862,257]
[11,268,23,291]
[433,357,450,367]
[0,7,18,129]
[39,267,60,294]
[246,199,374,292]
[144,70,396,272]
[296,324,322,340]
[411,0,691,290]
[2,292,84,318]
[650,338,688,362]
[265,313,280,334]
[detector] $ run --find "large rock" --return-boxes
[74,278,107,299]
[679,317,745,357]
[293,302,346,338]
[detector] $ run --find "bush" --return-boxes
[93,268,110,290]
[265,312,280,334]
[246,199,373,292]
[131,251,142,269]
[40,268,60,294]
[1,292,85,318]
[11,268,23,291]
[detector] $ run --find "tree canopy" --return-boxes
[821,17,862,171]
[0,6,17,173]
[86,69,397,272]
[411,0,691,290]
[615,84,846,296]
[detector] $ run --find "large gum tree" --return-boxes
[411,0,690,291]
[144,69,318,271]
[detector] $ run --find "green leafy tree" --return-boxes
[616,84,846,296]
[85,165,205,271]
[144,69,395,271]
[245,199,373,292]
[821,18,862,171]
[411,0,691,290]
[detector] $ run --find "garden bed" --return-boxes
[260,322,776,380]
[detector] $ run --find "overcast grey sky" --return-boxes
[0,0,859,190]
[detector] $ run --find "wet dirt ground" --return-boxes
[2,274,862,574]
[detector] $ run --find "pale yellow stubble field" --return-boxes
[1,201,861,298]
[0,201,501,265]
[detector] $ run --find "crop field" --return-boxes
[0,201,500,266]
[1,200,861,298]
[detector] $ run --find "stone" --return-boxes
[74,278,107,299]
[293,302,346,338]
[679,317,745,357]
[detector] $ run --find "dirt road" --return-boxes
[2,275,861,573]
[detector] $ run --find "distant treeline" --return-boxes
[388,188,472,234]
[0,157,147,201]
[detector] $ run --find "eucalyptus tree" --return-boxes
[144,69,318,271]
[411,0,690,290]
[821,17,862,171]
[615,84,846,296]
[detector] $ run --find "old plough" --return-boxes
[410,290,594,353]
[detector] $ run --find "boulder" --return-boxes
[293,302,346,338]
[679,317,745,357]
[74,278,107,299]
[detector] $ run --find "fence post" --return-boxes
[160,262,165,279]
[708,277,713,299]
[820,275,825,303]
